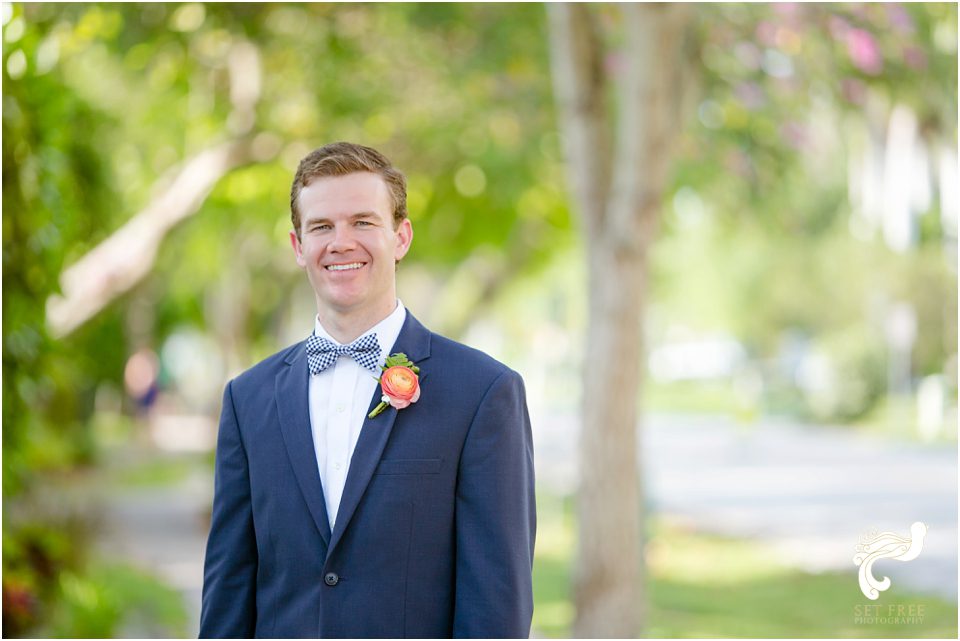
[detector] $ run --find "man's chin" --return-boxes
[315,290,371,314]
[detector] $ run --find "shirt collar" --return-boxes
[313,300,407,364]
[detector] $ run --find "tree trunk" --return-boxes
[547,4,694,637]
[574,244,646,637]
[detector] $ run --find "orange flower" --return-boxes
[380,366,421,409]
[368,354,422,418]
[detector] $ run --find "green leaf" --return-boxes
[383,352,416,369]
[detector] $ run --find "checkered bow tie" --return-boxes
[305,333,381,375]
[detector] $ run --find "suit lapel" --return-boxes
[276,342,332,546]
[326,311,433,557]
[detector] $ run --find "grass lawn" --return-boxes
[533,493,958,638]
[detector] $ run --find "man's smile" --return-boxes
[325,262,366,272]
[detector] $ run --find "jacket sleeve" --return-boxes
[199,380,258,638]
[453,370,536,638]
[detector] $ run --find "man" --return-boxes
[200,142,536,638]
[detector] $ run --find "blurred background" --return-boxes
[2,2,957,638]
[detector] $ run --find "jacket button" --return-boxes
[324,572,339,586]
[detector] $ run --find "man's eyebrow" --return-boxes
[304,212,379,225]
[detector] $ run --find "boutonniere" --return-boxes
[368,353,421,418]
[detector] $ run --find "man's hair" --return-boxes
[290,141,407,238]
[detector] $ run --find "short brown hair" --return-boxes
[290,141,407,238]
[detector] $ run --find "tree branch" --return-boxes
[46,139,261,338]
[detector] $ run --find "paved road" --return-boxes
[534,411,958,600]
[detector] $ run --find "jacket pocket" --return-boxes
[374,458,442,475]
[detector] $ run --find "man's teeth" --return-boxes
[326,262,363,271]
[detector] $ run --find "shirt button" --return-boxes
[336,405,345,413]
[324,572,339,586]
[334,462,342,470]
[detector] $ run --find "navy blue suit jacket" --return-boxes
[200,312,536,638]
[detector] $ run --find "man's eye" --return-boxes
[311,224,331,232]
[356,220,372,226]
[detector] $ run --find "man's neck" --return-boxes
[317,299,398,344]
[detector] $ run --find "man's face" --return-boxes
[290,172,413,319]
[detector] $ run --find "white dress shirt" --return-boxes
[309,300,406,530]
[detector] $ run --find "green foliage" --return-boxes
[3,3,121,495]
[382,352,419,373]
[42,563,188,638]
[802,326,889,422]
[3,503,187,638]
[2,517,88,636]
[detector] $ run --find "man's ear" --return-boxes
[394,218,413,262]
[290,230,306,267]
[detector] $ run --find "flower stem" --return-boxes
[368,401,388,419]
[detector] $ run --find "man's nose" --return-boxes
[328,224,357,251]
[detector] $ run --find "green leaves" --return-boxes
[382,353,419,374]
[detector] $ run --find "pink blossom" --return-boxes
[846,28,883,75]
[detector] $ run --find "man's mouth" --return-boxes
[325,262,365,272]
